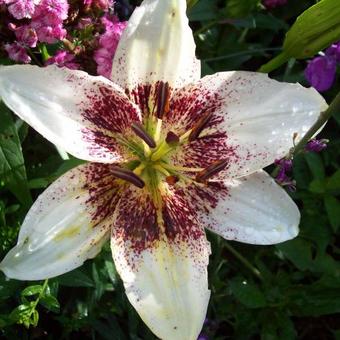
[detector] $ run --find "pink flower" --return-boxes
[84,0,113,11]
[33,0,69,21]
[5,43,31,63]
[29,0,68,43]
[46,50,79,70]
[10,24,38,48]
[263,0,287,9]
[94,15,127,78]
[32,23,67,43]
[4,0,35,19]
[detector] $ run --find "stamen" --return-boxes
[111,166,145,188]
[131,122,156,148]
[156,81,170,119]
[166,131,180,145]
[166,175,179,185]
[188,111,213,142]
[196,159,229,182]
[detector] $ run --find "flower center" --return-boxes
[113,115,229,202]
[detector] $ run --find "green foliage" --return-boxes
[0,0,339,339]
[283,0,340,59]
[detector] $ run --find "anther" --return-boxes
[111,166,145,188]
[196,159,229,183]
[166,175,179,185]
[166,131,180,145]
[131,122,156,148]
[188,111,213,142]
[156,81,170,119]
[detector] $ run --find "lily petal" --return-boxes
[0,65,141,163]
[0,163,123,280]
[166,71,327,178]
[111,0,200,91]
[200,171,300,245]
[111,185,210,340]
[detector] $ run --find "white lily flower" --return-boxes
[0,0,327,339]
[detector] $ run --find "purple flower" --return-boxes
[263,0,287,9]
[197,334,209,340]
[5,43,31,63]
[325,42,340,63]
[94,15,127,78]
[4,0,35,19]
[305,139,328,153]
[46,50,79,70]
[274,158,296,191]
[304,56,337,92]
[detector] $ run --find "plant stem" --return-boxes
[294,90,340,155]
[224,242,263,280]
[258,51,289,73]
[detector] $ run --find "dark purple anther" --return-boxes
[166,131,180,145]
[111,166,145,188]
[196,159,229,183]
[189,111,214,142]
[131,122,156,148]
[156,81,170,119]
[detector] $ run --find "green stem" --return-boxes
[258,51,289,73]
[27,49,43,67]
[294,90,340,155]
[187,0,199,10]
[224,242,263,280]
[33,279,49,309]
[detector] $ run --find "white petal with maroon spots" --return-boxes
[200,171,300,245]
[165,71,327,178]
[0,65,141,163]
[0,163,123,280]
[110,185,210,340]
[111,0,200,91]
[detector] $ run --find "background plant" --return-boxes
[0,0,339,339]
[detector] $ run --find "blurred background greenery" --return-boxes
[0,0,339,339]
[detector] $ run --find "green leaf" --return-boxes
[21,285,42,297]
[283,0,340,59]
[277,239,313,271]
[226,0,260,18]
[40,294,60,313]
[57,269,94,287]
[304,152,325,181]
[230,277,266,308]
[0,101,31,206]
[324,195,340,232]
[326,169,340,193]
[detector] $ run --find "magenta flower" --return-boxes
[94,15,127,78]
[4,42,31,63]
[3,0,35,19]
[46,51,80,70]
[0,0,327,338]
[11,24,38,48]
[263,0,287,9]
[30,0,68,43]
